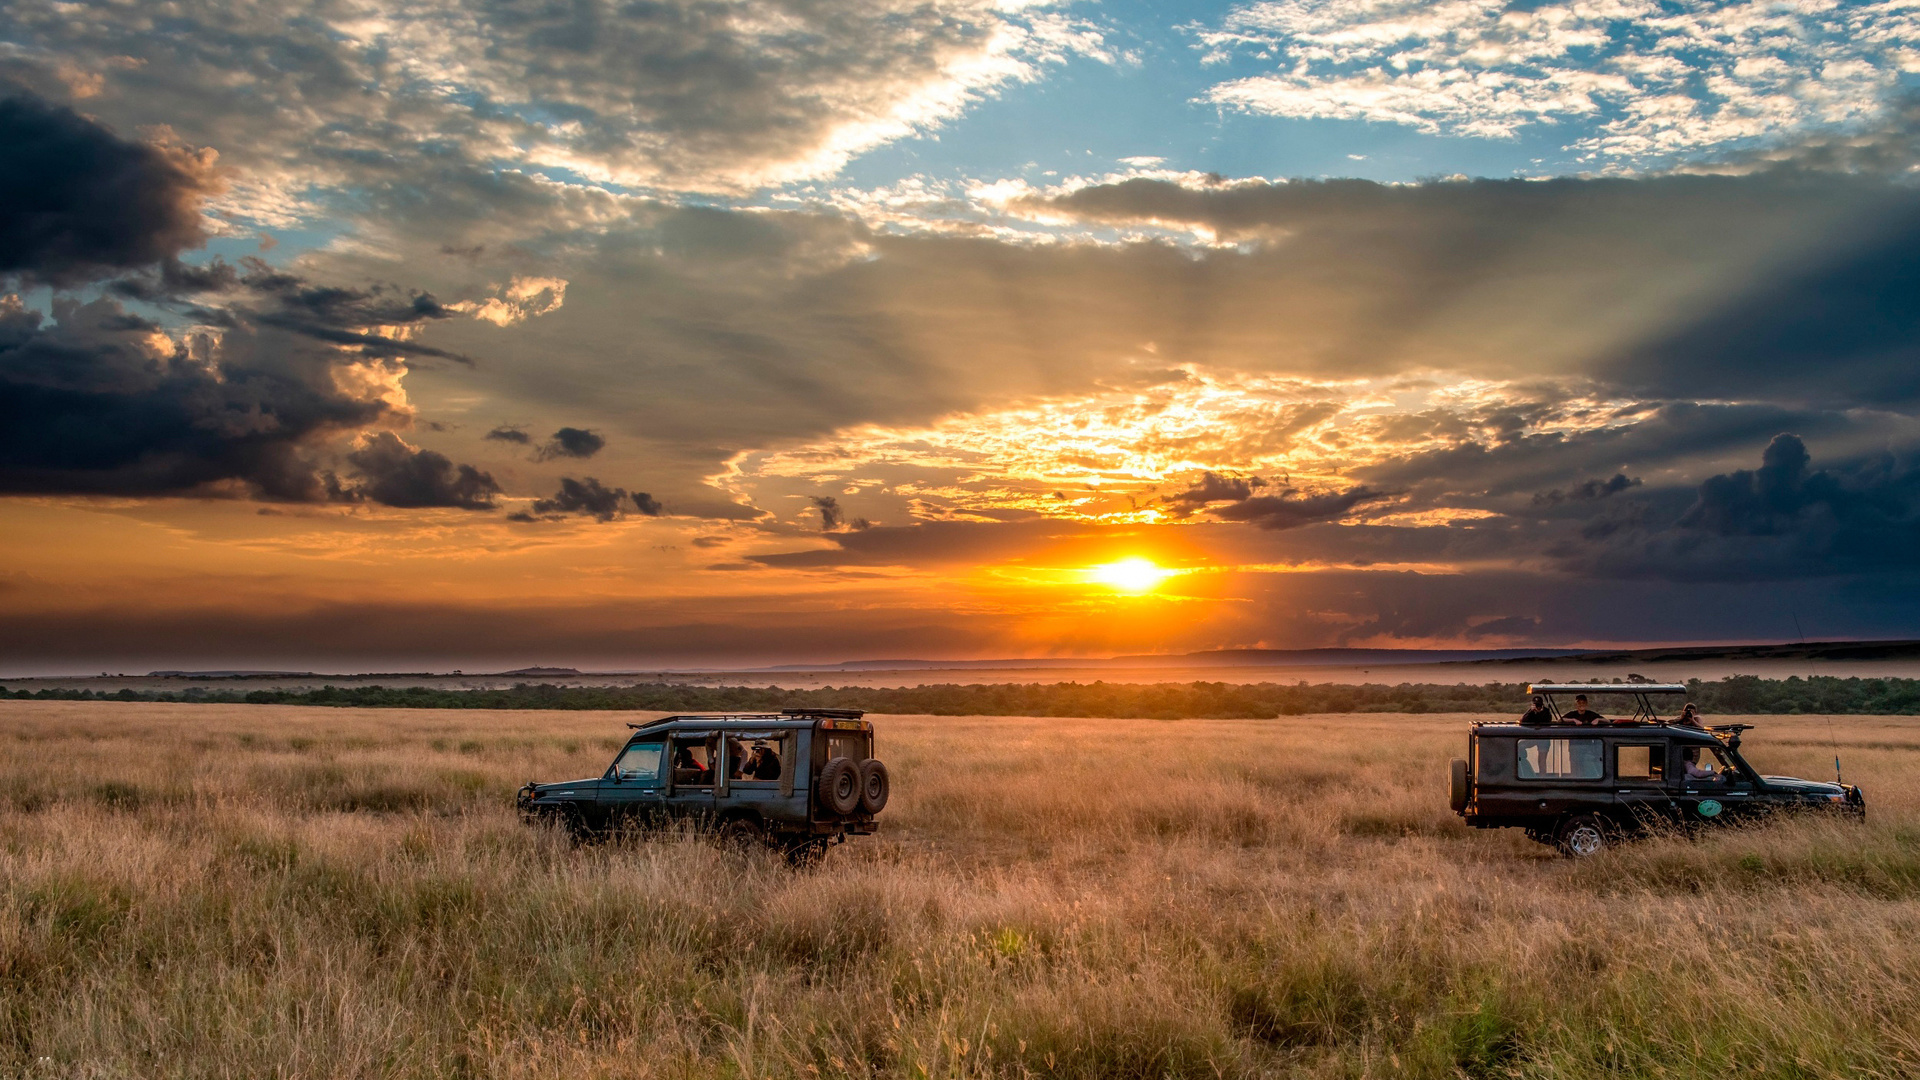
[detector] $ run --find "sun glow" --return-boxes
[1087,556,1173,593]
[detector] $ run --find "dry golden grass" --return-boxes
[4,702,1919,1079]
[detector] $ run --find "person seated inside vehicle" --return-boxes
[745,743,782,780]
[726,738,748,779]
[1674,703,1705,728]
[673,743,711,781]
[1519,695,1554,726]
[1681,746,1721,781]
[1560,695,1605,726]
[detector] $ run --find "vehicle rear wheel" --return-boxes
[1448,758,1469,813]
[783,837,829,868]
[817,757,861,817]
[858,759,890,815]
[1557,815,1607,859]
[714,815,766,852]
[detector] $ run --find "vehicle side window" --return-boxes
[612,741,663,783]
[670,736,714,786]
[1615,743,1665,782]
[1516,738,1603,780]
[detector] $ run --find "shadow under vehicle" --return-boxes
[516,708,886,862]
[1449,683,1865,857]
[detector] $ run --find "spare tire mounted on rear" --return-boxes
[858,759,889,815]
[817,756,862,816]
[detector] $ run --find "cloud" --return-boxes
[0,294,382,500]
[484,426,532,445]
[1533,474,1641,505]
[1558,434,1920,580]
[512,476,659,522]
[1194,0,1920,163]
[811,494,845,530]
[0,106,496,510]
[2,0,1109,206]
[1160,471,1267,517]
[1210,485,1390,530]
[339,432,500,509]
[534,427,606,461]
[0,90,217,284]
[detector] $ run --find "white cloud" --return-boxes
[1196,0,1920,163]
[1,0,1113,226]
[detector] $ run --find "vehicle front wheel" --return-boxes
[1557,815,1608,859]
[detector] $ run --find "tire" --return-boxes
[1557,815,1607,859]
[714,815,766,851]
[1448,759,1469,814]
[858,759,890,815]
[784,837,829,868]
[816,757,861,817]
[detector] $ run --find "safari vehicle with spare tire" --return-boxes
[516,708,886,862]
[1449,683,1864,857]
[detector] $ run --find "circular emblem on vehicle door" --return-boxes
[1697,799,1723,818]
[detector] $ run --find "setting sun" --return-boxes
[1087,557,1174,593]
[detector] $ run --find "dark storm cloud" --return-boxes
[0,296,381,500]
[485,426,532,445]
[632,491,664,516]
[534,427,605,461]
[1557,434,1920,581]
[0,90,215,284]
[0,281,497,502]
[340,432,500,509]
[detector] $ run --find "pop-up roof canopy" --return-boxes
[1525,683,1690,723]
[1527,683,1686,695]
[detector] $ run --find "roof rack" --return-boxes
[623,708,867,730]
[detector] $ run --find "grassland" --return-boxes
[4,702,1919,1079]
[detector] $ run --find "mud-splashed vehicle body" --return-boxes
[1450,683,1865,857]
[517,708,886,862]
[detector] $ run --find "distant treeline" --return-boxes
[5,675,1920,717]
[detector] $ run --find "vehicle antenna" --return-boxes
[1793,611,1842,786]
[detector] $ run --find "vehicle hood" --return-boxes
[529,778,603,797]
[1761,776,1846,797]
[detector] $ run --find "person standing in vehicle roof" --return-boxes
[1674,703,1705,728]
[1561,695,1605,725]
[1520,695,1554,726]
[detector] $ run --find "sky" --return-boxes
[5,0,1920,673]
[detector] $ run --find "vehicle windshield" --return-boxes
[611,741,664,783]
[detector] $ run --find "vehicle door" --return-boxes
[597,739,667,827]
[1675,741,1756,825]
[664,732,718,821]
[1611,739,1677,828]
[1509,735,1608,820]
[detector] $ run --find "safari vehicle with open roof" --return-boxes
[1450,683,1865,857]
[516,708,886,862]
